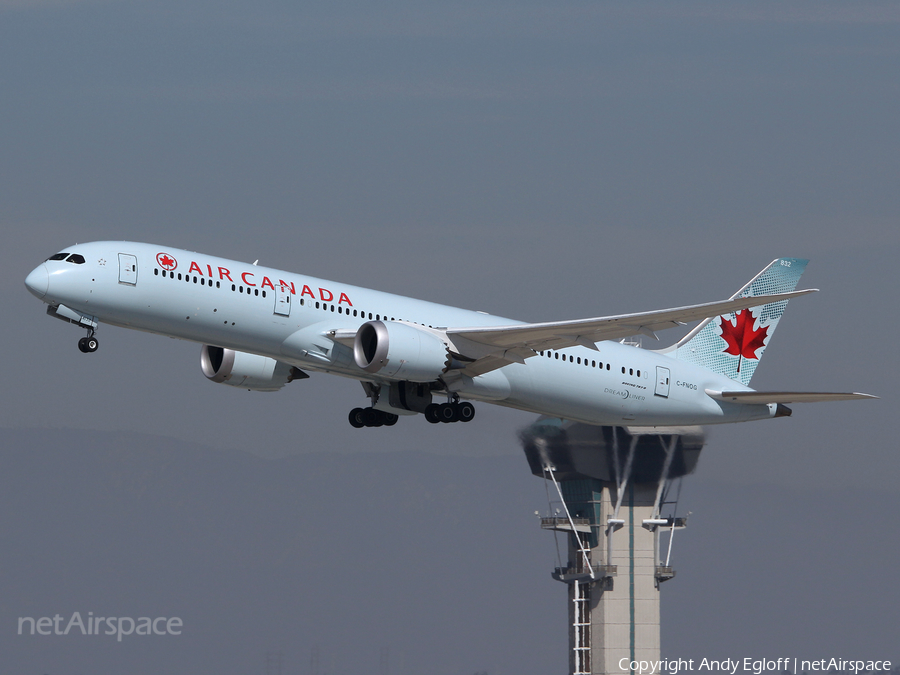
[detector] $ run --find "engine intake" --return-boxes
[200,345,305,392]
[353,321,450,382]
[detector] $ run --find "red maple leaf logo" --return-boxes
[156,253,177,270]
[719,309,769,372]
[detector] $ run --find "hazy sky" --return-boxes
[2,0,898,671]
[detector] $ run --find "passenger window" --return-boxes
[262,290,266,297]
[154,268,159,276]
[621,367,625,374]
[555,353,559,360]
[217,282,221,288]
[637,370,641,377]
[231,284,236,291]
[607,364,610,370]
[629,368,633,375]
[193,277,198,283]
[577,357,581,365]
[591,360,596,367]
[178,273,182,280]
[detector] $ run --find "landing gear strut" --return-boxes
[78,330,99,353]
[348,407,399,429]
[424,400,475,424]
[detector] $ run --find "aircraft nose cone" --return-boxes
[25,264,49,299]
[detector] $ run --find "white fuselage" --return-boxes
[25,241,774,426]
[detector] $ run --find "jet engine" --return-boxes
[200,345,305,392]
[353,321,451,382]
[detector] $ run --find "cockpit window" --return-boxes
[66,254,86,264]
[47,253,69,261]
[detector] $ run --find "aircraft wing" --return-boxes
[705,390,878,404]
[446,289,816,376]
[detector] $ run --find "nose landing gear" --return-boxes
[77,331,99,353]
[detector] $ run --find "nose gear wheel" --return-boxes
[78,336,99,353]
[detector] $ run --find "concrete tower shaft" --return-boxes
[521,420,704,675]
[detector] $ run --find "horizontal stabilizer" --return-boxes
[705,389,878,404]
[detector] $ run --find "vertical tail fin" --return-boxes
[661,258,808,386]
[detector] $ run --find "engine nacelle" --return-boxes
[200,345,301,392]
[353,321,451,382]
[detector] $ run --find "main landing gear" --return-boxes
[349,407,400,429]
[424,401,475,424]
[77,331,99,353]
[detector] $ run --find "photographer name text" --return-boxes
[620,658,893,675]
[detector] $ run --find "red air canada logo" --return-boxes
[157,255,354,306]
[719,309,769,373]
[156,253,177,271]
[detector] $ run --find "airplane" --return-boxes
[24,242,875,428]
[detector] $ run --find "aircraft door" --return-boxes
[118,254,138,285]
[274,284,291,316]
[655,366,670,398]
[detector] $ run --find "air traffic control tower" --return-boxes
[520,420,705,675]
